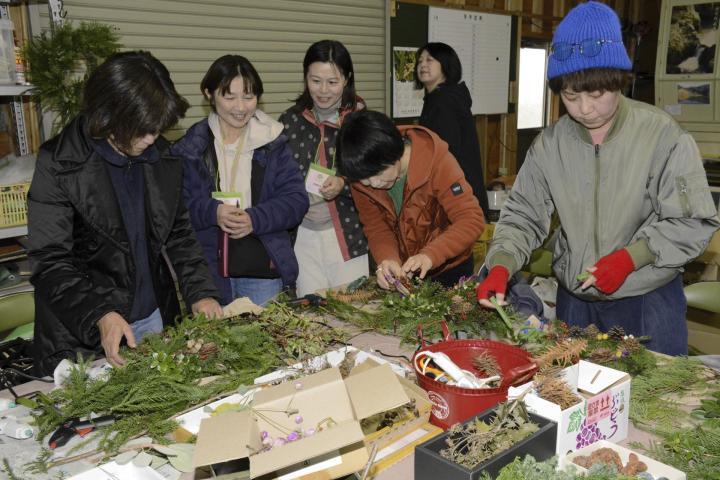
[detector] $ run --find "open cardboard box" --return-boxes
[175,347,411,442]
[193,364,412,479]
[349,359,432,453]
[559,440,686,479]
[508,360,631,455]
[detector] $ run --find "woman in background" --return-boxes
[279,40,369,296]
[415,42,489,216]
[173,55,308,306]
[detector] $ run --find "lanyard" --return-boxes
[311,123,338,169]
[216,128,247,192]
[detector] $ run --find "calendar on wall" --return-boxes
[392,46,424,118]
[428,7,512,115]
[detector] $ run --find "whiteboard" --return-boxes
[429,7,512,115]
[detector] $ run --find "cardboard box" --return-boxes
[175,347,412,441]
[193,364,411,479]
[414,408,557,480]
[368,422,444,477]
[559,440,686,479]
[349,359,432,453]
[508,360,631,455]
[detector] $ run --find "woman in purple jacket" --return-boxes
[172,55,308,306]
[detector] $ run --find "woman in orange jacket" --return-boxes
[336,110,485,290]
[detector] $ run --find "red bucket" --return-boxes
[413,322,537,429]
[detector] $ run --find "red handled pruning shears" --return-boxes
[48,414,116,449]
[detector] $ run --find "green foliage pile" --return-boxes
[325,278,516,345]
[485,455,639,480]
[28,305,346,454]
[628,357,720,479]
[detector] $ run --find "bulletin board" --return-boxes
[429,7,513,115]
[655,0,720,157]
[390,2,517,118]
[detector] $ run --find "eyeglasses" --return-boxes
[551,39,620,61]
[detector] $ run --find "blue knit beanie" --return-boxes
[547,1,631,79]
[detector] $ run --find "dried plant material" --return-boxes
[583,324,601,338]
[588,347,616,365]
[472,352,501,377]
[607,325,626,341]
[573,447,647,475]
[337,350,358,378]
[360,399,419,434]
[440,398,539,469]
[534,338,587,368]
[332,288,376,303]
[619,335,643,354]
[534,372,582,409]
[573,447,622,470]
[450,295,474,316]
[622,453,647,475]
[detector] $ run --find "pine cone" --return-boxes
[608,325,626,341]
[197,342,218,360]
[451,296,474,316]
[472,352,501,377]
[621,336,643,353]
[566,325,585,338]
[583,324,600,338]
[588,347,616,364]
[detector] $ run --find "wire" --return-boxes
[1,367,53,384]
[368,349,412,364]
[496,136,517,153]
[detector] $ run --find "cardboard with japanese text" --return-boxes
[509,360,631,455]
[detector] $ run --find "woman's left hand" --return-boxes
[191,297,224,319]
[403,254,433,279]
[319,175,345,200]
[229,210,254,239]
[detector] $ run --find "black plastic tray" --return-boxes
[414,408,557,480]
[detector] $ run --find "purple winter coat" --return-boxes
[172,118,309,304]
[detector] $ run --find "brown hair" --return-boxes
[549,68,633,94]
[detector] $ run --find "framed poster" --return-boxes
[666,2,720,74]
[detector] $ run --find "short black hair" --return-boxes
[548,68,633,94]
[413,42,462,90]
[294,39,357,110]
[83,50,189,151]
[336,110,404,181]
[201,55,263,110]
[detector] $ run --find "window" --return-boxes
[517,46,549,130]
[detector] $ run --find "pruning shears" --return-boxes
[286,294,327,307]
[48,414,116,449]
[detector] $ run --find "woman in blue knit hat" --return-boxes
[476,1,719,355]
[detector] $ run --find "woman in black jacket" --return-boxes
[27,51,222,375]
[414,42,489,216]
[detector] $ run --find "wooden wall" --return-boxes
[396,0,661,182]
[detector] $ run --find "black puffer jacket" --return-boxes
[27,116,219,376]
[419,82,490,216]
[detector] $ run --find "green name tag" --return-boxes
[212,191,244,208]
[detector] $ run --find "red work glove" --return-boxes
[589,249,635,294]
[476,266,510,303]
